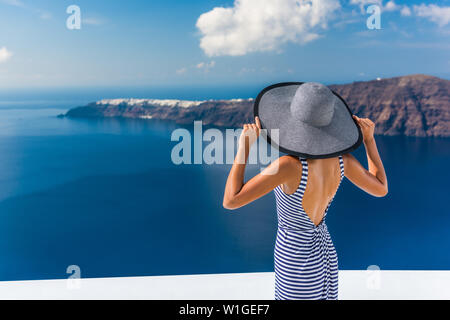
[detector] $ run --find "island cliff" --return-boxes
[64,74,449,137]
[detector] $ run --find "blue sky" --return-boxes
[0,0,449,90]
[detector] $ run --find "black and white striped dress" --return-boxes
[273,156,344,300]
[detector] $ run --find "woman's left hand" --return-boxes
[353,115,375,143]
[239,116,262,149]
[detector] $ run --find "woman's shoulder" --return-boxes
[342,152,357,166]
[277,155,302,169]
[261,155,301,178]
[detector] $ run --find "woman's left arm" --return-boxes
[223,117,293,210]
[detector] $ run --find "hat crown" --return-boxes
[290,82,335,127]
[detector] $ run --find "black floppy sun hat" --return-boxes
[254,82,363,159]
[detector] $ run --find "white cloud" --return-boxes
[83,17,105,26]
[384,1,399,12]
[196,61,216,73]
[0,47,13,63]
[400,6,411,17]
[238,67,256,75]
[1,0,25,7]
[176,67,187,75]
[196,0,340,57]
[350,0,382,13]
[1,0,52,20]
[350,0,411,16]
[333,18,361,29]
[196,61,215,69]
[414,4,450,27]
[176,61,216,75]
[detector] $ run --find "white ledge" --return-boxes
[0,271,449,300]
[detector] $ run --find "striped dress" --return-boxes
[273,156,344,300]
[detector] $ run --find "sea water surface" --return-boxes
[0,106,449,281]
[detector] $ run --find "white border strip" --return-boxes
[0,271,449,300]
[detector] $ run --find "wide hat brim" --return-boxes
[254,82,362,159]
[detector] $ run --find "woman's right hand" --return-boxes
[353,115,375,143]
[238,116,261,150]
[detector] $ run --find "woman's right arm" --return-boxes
[343,116,388,197]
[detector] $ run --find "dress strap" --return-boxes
[338,155,344,180]
[299,158,308,194]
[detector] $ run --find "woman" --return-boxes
[223,82,388,300]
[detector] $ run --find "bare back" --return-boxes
[281,156,342,226]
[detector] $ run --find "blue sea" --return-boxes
[0,91,449,281]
